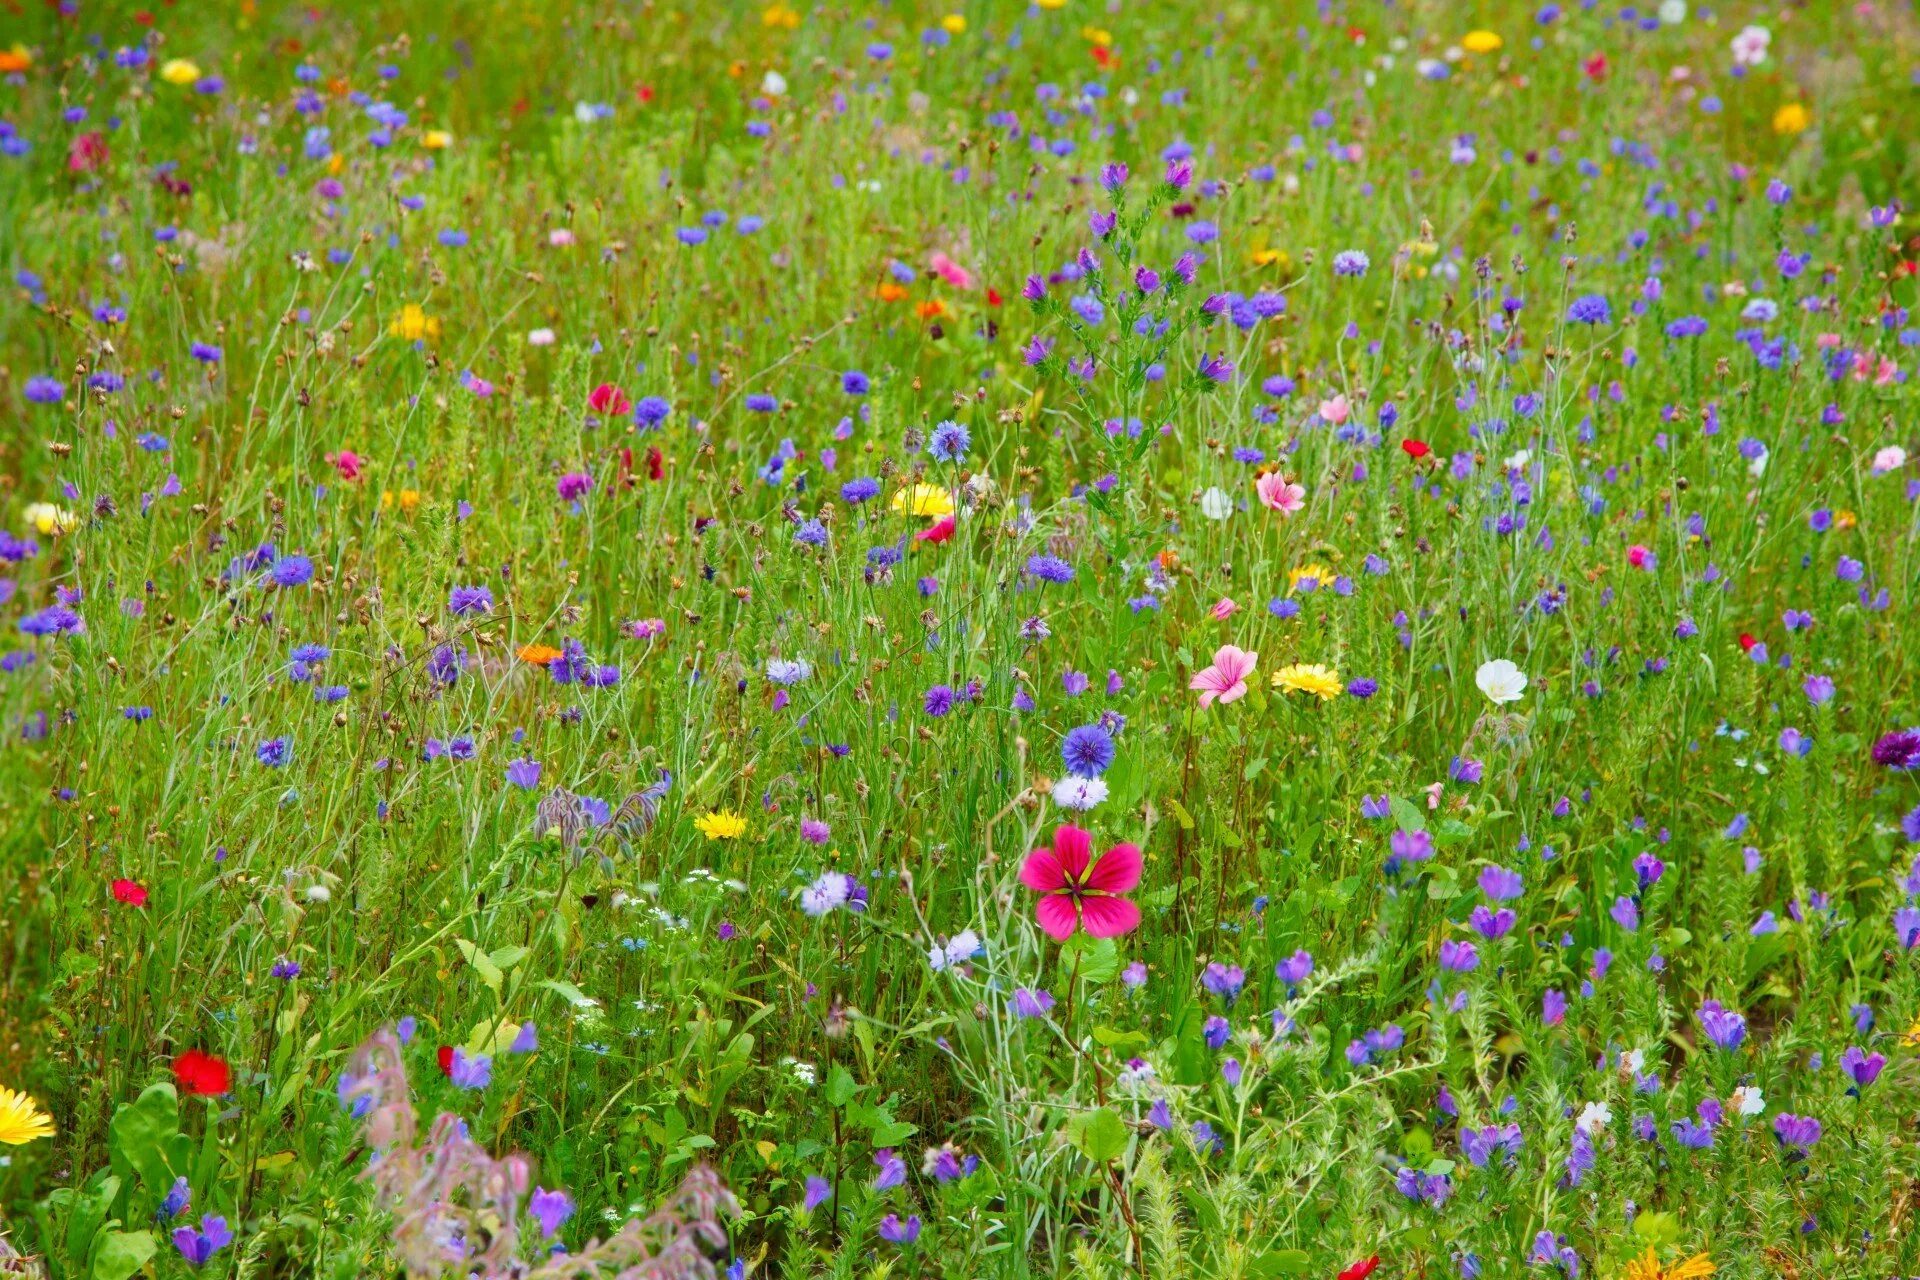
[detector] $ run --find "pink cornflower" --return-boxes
[1255,472,1306,515]
[1019,824,1142,940]
[1189,644,1257,706]
[929,251,974,291]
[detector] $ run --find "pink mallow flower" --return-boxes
[1255,472,1306,515]
[1189,643,1257,706]
[1019,824,1143,940]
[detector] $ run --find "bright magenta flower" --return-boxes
[1189,643,1257,706]
[1019,824,1142,940]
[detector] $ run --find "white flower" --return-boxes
[765,657,812,685]
[760,69,788,97]
[1658,0,1687,24]
[799,872,851,917]
[1619,1048,1646,1076]
[1475,658,1529,705]
[1870,445,1907,474]
[1199,486,1234,521]
[305,884,332,903]
[928,929,982,972]
[1747,446,1769,478]
[1730,1085,1766,1117]
[528,328,556,346]
[1503,449,1532,472]
[1576,1101,1613,1133]
[1730,24,1770,68]
[1051,775,1110,811]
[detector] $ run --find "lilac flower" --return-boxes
[877,1214,921,1245]
[529,1187,573,1238]
[171,1217,232,1267]
[1201,963,1245,1003]
[1839,1046,1885,1089]
[1697,1000,1747,1052]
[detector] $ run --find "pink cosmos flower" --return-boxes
[1210,597,1239,620]
[1255,472,1306,515]
[1189,643,1256,706]
[929,251,974,291]
[1318,393,1350,425]
[1019,824,1142,940]
[588,383,630,416]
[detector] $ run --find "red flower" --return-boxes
[173,1050,231,1097]
[1337,1258,1380,1280]
[985,287,1002,308]
[1583,53,1608,80]
[1400,439,1431,459]
[646,446,664,481]
[916,516,956,545]
[1737,632,1758,652]
[110,878,148,907]
[635,84,656,105]
[587,383,630,416]
[437,1045,456,1077]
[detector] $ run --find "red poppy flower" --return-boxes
[1583,54,1608,80]
[1737,632,1758,652]
[1337,1258,1380,1280]
[110,878,149,907]
[635,84,656,104]
[1400,439,1431,459]
[985,287,1002,307]
[174,1050,231,1097]
[646,446,664,481]
[917,516,956,545]
[437,1044,455,1077]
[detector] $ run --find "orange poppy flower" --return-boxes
[917,299,946,319]
[876,282,908,303]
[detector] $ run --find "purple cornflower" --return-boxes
[1871,729,1920,770]
[1060,724,1116,777]
[449,585,493,615]
[256,737,292,768]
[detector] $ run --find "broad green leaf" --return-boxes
[539,979,599,1009]
[454,939,504,996]
[90,1230,155,1280]
[1389,794,1426,833]
[1064,1108,1129,1163]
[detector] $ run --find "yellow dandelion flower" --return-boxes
[890,484,955,520]
[1772,103,1810,135]
[422,129,453,150]
[0,1085,55,1146]
[1288,563,1333,592]
[1271,663,1343,701]
[389,304,441,342]
[1461,30,1503,54]
[941,14,966,33]
[24,503,79,537]
[696,810,747,841]
[159,58,202,86]
[1623,1248,1715,1280]
[1902,1014,1920,1047]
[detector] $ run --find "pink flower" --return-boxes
[1318,393,1350,425]
[1189,643,1256,706]
[1255,472,1306,515]
[1210,597,1239,620]
[1019,824,1143,940]
[67,131,109,173]
[929,251,974,291]
[587,383,630,416]
[1626,543,1654,569]
[330,449,363,482]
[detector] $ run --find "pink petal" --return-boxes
[1078,895,1140,938]
[1052,824,1092,882]
[1215,679,1248,705]
[1189,666,1225,693]
[1083,843,1143,894]
[1035,894,1079,940]
[1020,848,1065,894]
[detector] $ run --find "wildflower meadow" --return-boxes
[3,1,1920,1277]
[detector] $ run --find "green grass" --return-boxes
[2,1,1919,1277]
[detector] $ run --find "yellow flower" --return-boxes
[1251,248,1292,269]
[1270,663,1343,701]
[1035,0,1066,8]
[422,129,453,149]
[0,44,33,73]
[389,304,441,342]
[25,503,78,536]
[0,1085,54,1146]
[1622,1248,1715,1280]
[696,810,747,841]
[1834,509,1857,530]
[761,2,801,28]
[1288,563,1333,592]
[1081,25,1113,44]
[941,14,966,33]
[1903,1014,1920,1048]
[380,489,423,514]
[1461,30,1503,54]
[890,483,955,520]
[1772,103,1810,135]
[159,58,202,86]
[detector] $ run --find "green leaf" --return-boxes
[1064,1108,1130,1163]
[1633,1211,1682,1247]
[1389,795,1427,833]
[454,939,504,997]
[1092,1025,1149,1053]
[870,1121,919,1146]
[1249,1250,1313,1277]
[90,1230,155,1280]
[1242,757,1269,782]
[539,979,599,1009]
[823,1065,860,1108]
[1167,798,1195,830]
[1057,934,1119,985]
[489,945,530,971]
[107,1083,187,1202]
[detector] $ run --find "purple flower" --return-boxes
[529,1187,573,1238]
[256,736,292,768]
[1697,1000,1747,1052]
[1061,724,1116,777]
[1567,294,1611,325]
[1479,865,1524,900]
[871,1148,906,1190]
[1201,962,1245,1004]
[557,472,593,502]
[1025,554,1075,584]
[449,585,493,615]
[802,1176,832,1212]
[171,1217,232,1267]
[269,554,315,587]
[1011,987,1054,1018]
[448,1048,492,1090]
[1274,949,1313,993]
[1871,729,1920,770]
[1438,939,1479,972]
[1804,674,1835,705]
[23,375,64,404]
[877,1214,921,1245]
[1839,1045,1885,1089]
[1772,1112,1822,1152]
[505,758,542,790]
